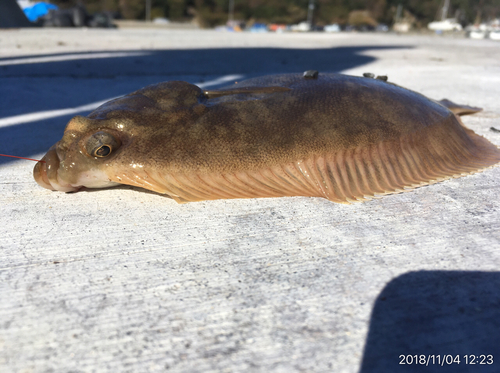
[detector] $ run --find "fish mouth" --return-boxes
[33,145,81,192]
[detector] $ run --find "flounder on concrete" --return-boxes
[34,72,500,203]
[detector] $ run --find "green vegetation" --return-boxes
[51,0,500,27]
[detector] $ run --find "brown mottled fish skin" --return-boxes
[34,73,500,203]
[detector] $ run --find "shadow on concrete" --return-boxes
[0,45,408,165]
[0,46,405,79]
[360,271,500,373]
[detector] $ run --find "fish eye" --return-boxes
[94,145,112,157]
[85,131,121,158]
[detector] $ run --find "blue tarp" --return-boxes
[23,2,58,22]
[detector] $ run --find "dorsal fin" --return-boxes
[438,99,482,116]
[203,86,291,99]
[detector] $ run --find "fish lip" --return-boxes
[33,145,81,192]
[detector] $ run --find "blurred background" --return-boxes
[4,0,500,38]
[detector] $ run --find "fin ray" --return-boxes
[112,118,500,203]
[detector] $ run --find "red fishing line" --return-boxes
[0,154,45,163]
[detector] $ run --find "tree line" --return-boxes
[51,0,500,28]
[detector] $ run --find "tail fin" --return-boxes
[438,99,482,116]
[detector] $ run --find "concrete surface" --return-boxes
[1,29,499,373]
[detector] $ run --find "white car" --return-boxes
[324,24,340,33]
[428,19,462,31]
[291,22,310,32]
[489,31,500,40]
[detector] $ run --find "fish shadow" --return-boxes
[76,184,173,199]
[0,44,409,165]
[359,270,500,373]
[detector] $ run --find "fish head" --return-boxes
[33,113,133,192]
[34,81,204,192]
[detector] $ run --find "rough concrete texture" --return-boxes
[1,29,499,373]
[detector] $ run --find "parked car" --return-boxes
[324,24,341,33]
[428,19,462,31]
[376,24,389,32]
[248,23,268,33]
[290,22,310,32]
[269,23,287,32]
